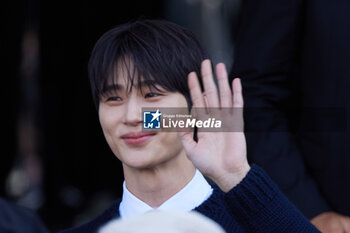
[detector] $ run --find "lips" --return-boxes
[121,132,157,146]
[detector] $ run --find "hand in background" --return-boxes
[311,211,350,233]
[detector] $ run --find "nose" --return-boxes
[124,95,142,126]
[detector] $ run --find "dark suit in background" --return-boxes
[0,198,48,233]
[231,0,350,219]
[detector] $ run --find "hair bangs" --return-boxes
[89,19,209,110]
[99,43,173,100]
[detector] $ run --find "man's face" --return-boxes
[98,74,189,170]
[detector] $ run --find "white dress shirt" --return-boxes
[119,169,213,219]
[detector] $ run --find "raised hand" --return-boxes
[179,59,250,192]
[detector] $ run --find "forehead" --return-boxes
[104,58,161,91]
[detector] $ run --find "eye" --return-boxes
[144,92,160,98]
[106,96,122,102]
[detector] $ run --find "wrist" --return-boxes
[212,163,251,192]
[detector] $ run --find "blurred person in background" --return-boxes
[59,19,319,233]
[231,0,350,232]
[0,197,48,233]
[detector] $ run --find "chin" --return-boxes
[125,161,157,170]
[122,155,157,170]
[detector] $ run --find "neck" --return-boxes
[123,149,196,208]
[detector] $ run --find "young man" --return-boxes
[60,19,319,233]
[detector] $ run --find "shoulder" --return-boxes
[59,199,121,233]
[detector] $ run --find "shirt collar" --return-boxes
[119,169,213,219]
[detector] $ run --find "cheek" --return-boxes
[158,132,184,155]
[99,112,112,138]
[98,108,122,149]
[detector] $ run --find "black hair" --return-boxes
[88,19,208,110]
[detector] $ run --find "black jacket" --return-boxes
[231,0,350,219]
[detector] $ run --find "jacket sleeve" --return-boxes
[224,164,320,232]
[230,0,329,218]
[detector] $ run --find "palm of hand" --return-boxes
[179,60,249,192]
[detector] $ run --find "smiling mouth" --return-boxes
[121,133,157,146]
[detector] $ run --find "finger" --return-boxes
[178,131,196,154]
[188,72,205,108]
[232,78,244,132]
[203,92,209,109]
[232,78,244,108]
[216,63,232,108]
[201,59,219,107]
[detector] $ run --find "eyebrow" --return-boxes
[102,84,124,94]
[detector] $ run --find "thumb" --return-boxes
[178,131,196,153]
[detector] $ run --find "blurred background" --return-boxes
[2,0,242,231]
